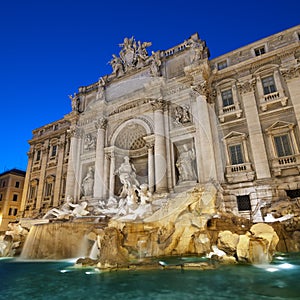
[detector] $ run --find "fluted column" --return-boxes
[94,117,107,199]
[151,99,168,193]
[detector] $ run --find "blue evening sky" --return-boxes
[0,0,299,172]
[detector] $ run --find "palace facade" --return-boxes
[0,169,26,231]
[20,25,300,221]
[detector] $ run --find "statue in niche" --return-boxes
[176,144,197,182]
[115,156,140,188]
[82,166,94,197]
[83,134,96,151]
[174,105,191,125]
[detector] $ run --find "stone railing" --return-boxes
[223,104,236,114]
[271,153,300,176]
[225,162,255,183]
[219,104,242,122]
[263,91,280,102]
[260,91,288,111]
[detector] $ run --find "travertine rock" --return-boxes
[217,230,239,256]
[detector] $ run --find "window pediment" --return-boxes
[223,131,247,141]
[266,121,295,133]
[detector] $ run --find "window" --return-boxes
[36,150,41,161]
[217,60,227,70]
[8,208,18,216]
[221,89,234,107]
[29,185,36,200]
[262,75,276,95]
[12,194,18,201]
[229,144,244,165]
[0,194,2,201]
[45,182,53,197]
[274,134,293,157]
[237,195,251,211]
[254,46,265,56]
[15,181,20,188]
[1,180,6,188]
[286,189,300,198]
[51,145,57,157]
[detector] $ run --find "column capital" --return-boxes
[150,98,167,111]
[67,125,82,138]
[281,65,300,80]
[237,78,256,94]
[95,117,107,130]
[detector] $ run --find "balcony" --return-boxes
[225,162,255,183]
[260,91,288,112]
[219,104,242,123]
[271,154,300,176]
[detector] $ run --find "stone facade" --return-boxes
[0,169,25,231]
[20,25,300,222]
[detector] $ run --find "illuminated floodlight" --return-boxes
[279,263,294,270]
[266,267,279,272]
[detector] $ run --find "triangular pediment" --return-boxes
[266,121,294,132]
[223,131,247,140]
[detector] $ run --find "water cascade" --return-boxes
[21,222,96,259]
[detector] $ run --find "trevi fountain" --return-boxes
[2,29,300,299]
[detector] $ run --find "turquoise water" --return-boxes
[1,253,300,300]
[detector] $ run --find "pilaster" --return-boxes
[238,78,271,179]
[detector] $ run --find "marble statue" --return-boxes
[109,37,152,77]
[69,94,80,112]
[82,167,94,197]
[109,54,124,77]
[138,184,152,205]
[150,51,161,76]
[96,77,106,100]
[176,144,197,182]
[43,195,73,219]
[115,156,139,188]
[43,195,89,219]
[69,201,89,217]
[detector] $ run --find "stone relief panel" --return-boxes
[83,134,96,152]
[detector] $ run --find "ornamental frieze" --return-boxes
[95,117,107,130]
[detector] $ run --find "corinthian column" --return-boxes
[65,125,82,201]
[151,99,168,193]
[94,117,107,199]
